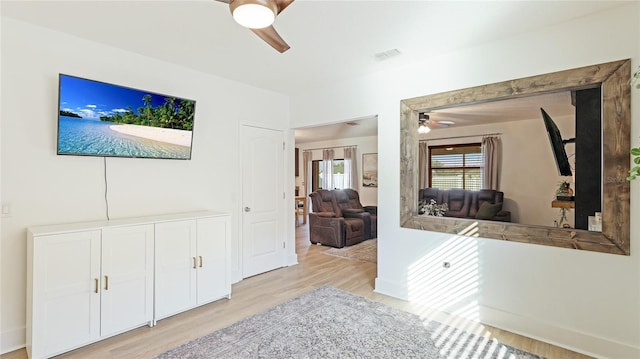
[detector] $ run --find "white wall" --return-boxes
[421,114,576,227]
[295,135,378,207]
[3,4,638,357]
[290,4,640,358]
[0,18,293,352]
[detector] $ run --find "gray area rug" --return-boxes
[156,286,544,359]
[323,239,377,263]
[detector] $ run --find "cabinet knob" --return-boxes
[94,278,99,294]
[104,275,109,290]
[199,255,203,268]
[193,257,197,269]
[244,207,251,212]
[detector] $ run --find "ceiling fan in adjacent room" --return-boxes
[215,0,294,53]
[418,113,455,134]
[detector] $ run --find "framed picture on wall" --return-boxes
[362,153,378,187]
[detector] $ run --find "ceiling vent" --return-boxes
[374,48,401,61]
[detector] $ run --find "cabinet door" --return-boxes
[196,216,230,304]
[154,220,197,320]
[101,224,154,337]
[31,230,101,358]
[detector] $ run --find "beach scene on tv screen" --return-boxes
[58,75,195,159]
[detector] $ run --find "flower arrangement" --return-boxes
[418,199,448,216]
[555,181,573,197]
[553,181,573,228]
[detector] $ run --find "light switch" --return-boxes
[1,203,11,217]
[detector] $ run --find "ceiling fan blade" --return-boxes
[251,26,290,53]
[429,123,449,128]
[276,0,294,14]
[434,120,455,125]
[216,0,291,12]
[215,0,293,52]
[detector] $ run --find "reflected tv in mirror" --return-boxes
[57,74,196,159]
[540,108,572,176]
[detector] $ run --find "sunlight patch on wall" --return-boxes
[408,222,525,358]
[407,222,480,321]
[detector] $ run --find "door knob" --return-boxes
[244,207,251,212]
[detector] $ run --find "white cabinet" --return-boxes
[154,220,197,319]
[27,224,154,359]
[154,216,230,321]
[195,217,229,303]
[100,225,154,337]
[27,230,101,359]
[26,211,230,359]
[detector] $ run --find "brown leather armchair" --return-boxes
[308,189,366,248]
[336,189,377,239]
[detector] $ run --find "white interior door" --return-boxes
[242,125,285,278]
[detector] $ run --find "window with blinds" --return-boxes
[311,159,345,191]
[429,144,482,190]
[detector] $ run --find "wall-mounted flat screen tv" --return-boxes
[57,74,196,159]
[540,108,572,177]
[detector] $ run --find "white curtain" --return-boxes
[419,141,428,189]
[322,149,335,189]
[303,150,312,196]
[343,146,358,189]
[482,136,500,190]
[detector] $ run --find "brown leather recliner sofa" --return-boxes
[418,188,511,222]
[308,189,377,248]
[336,189,377,239]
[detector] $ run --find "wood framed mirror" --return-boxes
[400,59,631,255]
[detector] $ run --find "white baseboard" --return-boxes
[479,305,640,359]
[1,326,25,355]
[374,277,409,300]
[230,269,242,284]
[286,253,299,267]
[374,277,640,359]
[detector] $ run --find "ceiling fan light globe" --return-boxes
[418,125,431,134]
[232,3,276,29]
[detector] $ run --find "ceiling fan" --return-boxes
[418,113,455,134]
[215,0,294,53]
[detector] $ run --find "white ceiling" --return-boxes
[295,115,379,144]
[1,0,624,141]
[427,91,575,126]
[294,90,575,143]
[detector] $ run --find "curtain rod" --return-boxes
[302,145,357,152]
[420,133,502,142]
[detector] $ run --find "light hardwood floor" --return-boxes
[3,222,592,359]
